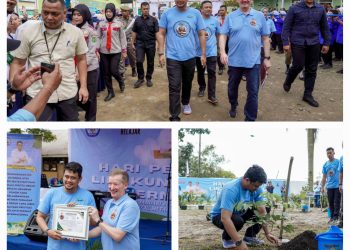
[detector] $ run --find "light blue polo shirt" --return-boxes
[37,186,96,250]
[220,8,269,68]
[7,109,36,121]
[322,159,340,189]
[339,156,343,173]
[159,7,205,61]
[210,177,265,218]
[266,18,276,33]
[101,194,140,250]
[196,16,220,57]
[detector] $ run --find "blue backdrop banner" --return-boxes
[7,134,42,234]
[69,129,171,218]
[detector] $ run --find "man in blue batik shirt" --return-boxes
[36,162,96,250]
[157,0,206,121]
[210,165,279,249]
[282,0,331,107]
[196,1,220,104]
[321,147,341,224]
[219,0,271,122]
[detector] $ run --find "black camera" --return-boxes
[40,62,55,75]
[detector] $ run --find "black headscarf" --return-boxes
[105,3,116,22]
[72,4,93,28]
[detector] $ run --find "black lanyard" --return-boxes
[43,31,62,63]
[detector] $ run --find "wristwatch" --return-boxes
[264,56,271,60]
[236,240,243,246]
[96,218,103,226]
[158,52,164,56]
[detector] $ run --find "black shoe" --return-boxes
[337,69,343,74]
[218,68,223,75]
[302,96,319,107]
[321,64,332,69]
[104,92,115,102]
[198,90,205,97]
[283,82,291,92]
[208,96,218,104]
[134,79,144,88]
[146,80,153,87]
[120,84,125,93]
[229,108,236,118]
[132,68,137,77]
[169,116,181,121]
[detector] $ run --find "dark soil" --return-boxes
[278,231,317,250]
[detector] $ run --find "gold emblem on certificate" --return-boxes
[52,205,90,240]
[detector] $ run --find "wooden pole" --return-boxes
[279,156,294,239]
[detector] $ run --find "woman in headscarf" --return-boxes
[98,3,127,102]
[72,4,99,121]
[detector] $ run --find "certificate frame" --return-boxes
[52,204,89,241]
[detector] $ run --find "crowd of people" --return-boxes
[7,0,343,121]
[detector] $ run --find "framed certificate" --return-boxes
[52,205,90,241]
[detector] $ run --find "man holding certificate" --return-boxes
[89,168,141,249]
[36,162,96,250]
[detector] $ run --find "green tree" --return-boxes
[8,129,57,143]
[179,142,194,177]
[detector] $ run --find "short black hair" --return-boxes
[243,165,267,184]
[16,141,23,145]
[220,5,227,10]
[42,0,66,9]
[65,162,83,178]
[201,0,212,8]
[141,2,149,8]
[326,147,334,152]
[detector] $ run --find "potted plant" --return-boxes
[179,192,188,210]
[197,195,206,210]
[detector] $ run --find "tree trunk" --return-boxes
[307,129,317,191]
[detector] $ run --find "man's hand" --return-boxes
[321,45,329,54]
[235,242,249,250]
[220,52,228,65]
[96,51,100,62]
[122,51,127,59]
[12,66,42,91]
[42,63,62,94]
[7,0,17,12]
[79,87,89,104]
[265,233,279,244]
[88,207,100,223]
[201,55,206,68]
[283,45,290,53]
[159,54,165,68]
[47,229,62,240]
[321,187,326,194]
[67,238,79,242]
[263,58,272,71]
[339,185,342,193]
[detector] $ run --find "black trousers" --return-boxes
[196,56,217,98]
[100,52,124,94]
[334,42,343,60]
[271,32,277,50]
[275,34,283,52]
[327,188,341,219]
[212,208,266,240]
[321,45,333,66]
[77,68,99,121]
[218,39,229,70]
[136,46,156,80]
[166,58,196,119]
[26,95,79,121]
[284,43,320,97]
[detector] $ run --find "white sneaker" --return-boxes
[222,239,236,249]
[183,104,192,115]
[243,236,264,246]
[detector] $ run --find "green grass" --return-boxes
[140,212,166,220]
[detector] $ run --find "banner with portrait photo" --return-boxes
[7,134,42,234]
[69,129,171,218]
